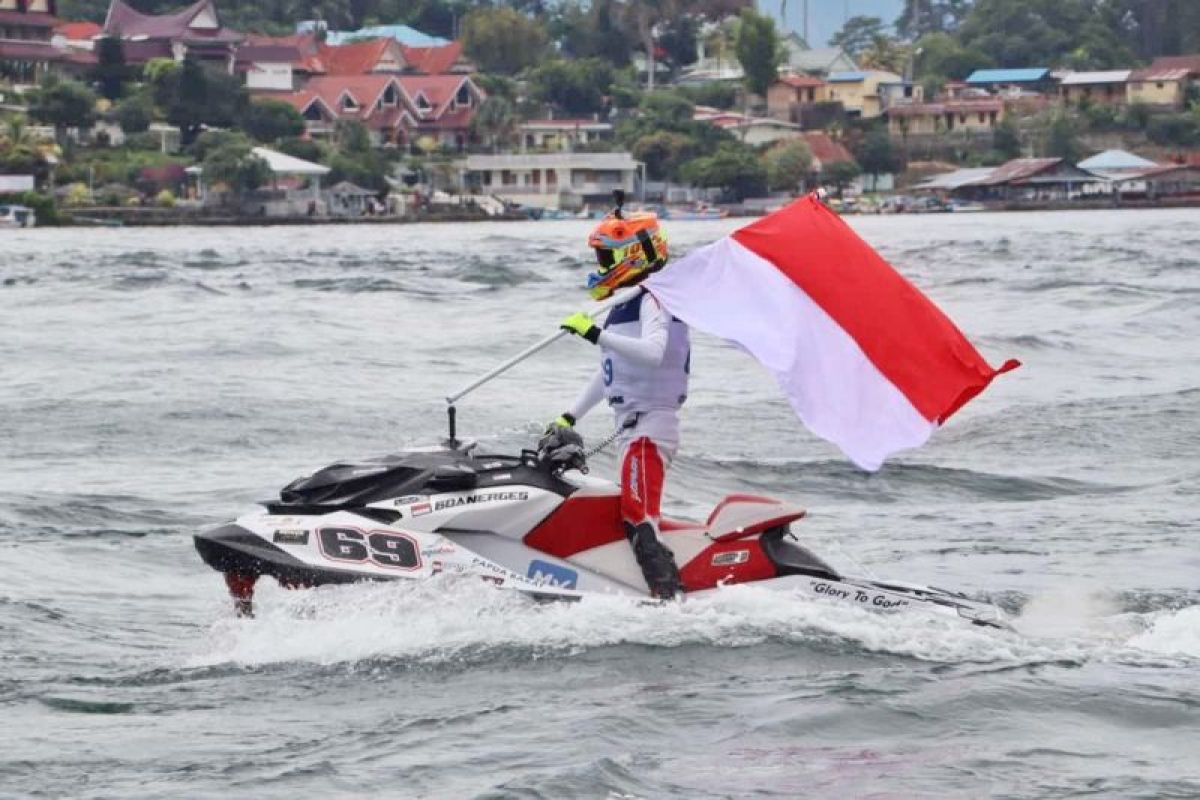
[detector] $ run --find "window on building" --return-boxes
[304,104,325,121]
[531,170,541,185]
[341,94,358,112]
[978,112,985,123]
[502,170,515,186]
[1156,82,1165,89]
[416,94,432,112]
[456,84,471,107]
[381,85,397,107]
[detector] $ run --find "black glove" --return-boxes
[538,423,587,473]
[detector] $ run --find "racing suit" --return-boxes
[567,288,690,597]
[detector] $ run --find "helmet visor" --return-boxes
[594,247,615,270]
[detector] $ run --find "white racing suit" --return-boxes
[568,288,690,597]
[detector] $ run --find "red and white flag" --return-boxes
[645,193,1019,471]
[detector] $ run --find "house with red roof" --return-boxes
[52,20,101,49]
[799,131,855,172]
[102,0,242,67]
[238,33,472,98]
[273,73,484,151]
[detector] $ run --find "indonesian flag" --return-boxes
[645,193,1019,471]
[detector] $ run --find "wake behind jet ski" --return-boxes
[193,433,1009,629]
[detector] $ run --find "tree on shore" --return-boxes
[992,117,1022,159]
[822,159,861,197]
[461,7,548,75]
[735,6,782,114]
[831,16,888,58]
[114,92,153,134]
[92,36,129,101]
[240,98,306,144]
[529,58,619,116]
[28,77,97,144]
[681,140,766,200]
[1043,112,1082,161]
[763,138,812,193]
[471,96,519,154]
[201,135,271,194]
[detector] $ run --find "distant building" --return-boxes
[1059,70,1131,106]
[885,98,1004,136]
[824,70,907,119]
[235,39,302,91]
[518,118,614,152]
[800,131,855,173]
[781,34,857,76]
[767,74,826,121]
[52,20,101,50]
[1127,56,1200,109]
[304,22,449,48]
[965,68,1051,94]
[956,157,1100,201]
[0,0,86,85]
[275,73,483,150]
[102,0,243,67]
[458,152,640,211]
[240,32,469,91]
[693,106,806,146]
[1077,149,1159,176]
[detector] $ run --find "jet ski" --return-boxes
[194,435,1009,630]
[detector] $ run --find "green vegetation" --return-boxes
[2,0,1196,222]
[27,77,97,144]
[461,7,549,75]
[763,139,813,192]
[735,7,783,98]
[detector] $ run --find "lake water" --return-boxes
[1,210,1198,798]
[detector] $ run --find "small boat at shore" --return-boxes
[660,205,728,220]
[0,204,36,228]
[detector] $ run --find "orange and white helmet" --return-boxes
[586,197,668,300]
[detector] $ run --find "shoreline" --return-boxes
[16,195,1200,227]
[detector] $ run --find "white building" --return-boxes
[518,118,614,152]
[459,152,641,211]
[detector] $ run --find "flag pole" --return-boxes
[443,286,641,446]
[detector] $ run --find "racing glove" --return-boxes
[544,413,576,434]
[560,312,600,344]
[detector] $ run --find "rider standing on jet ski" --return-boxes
[554,196,688,599]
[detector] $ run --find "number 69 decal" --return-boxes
[317,526,421,571]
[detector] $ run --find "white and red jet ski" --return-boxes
[194,439,1009,629]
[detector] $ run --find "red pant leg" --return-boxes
[619,437,664,526]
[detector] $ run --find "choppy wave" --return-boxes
[187,580,1200,673]
[4,212,1199,797]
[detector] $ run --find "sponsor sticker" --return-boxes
[433,491,529,511]
[272,528,310,545]
[394,495,425,506]
[711,550,749,567]
[526,559,578,589]
[410,502,432,516]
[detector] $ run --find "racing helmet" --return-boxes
[586,193,668,300]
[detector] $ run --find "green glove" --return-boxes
[546,413,576,433]
[560,311,601,343]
